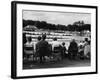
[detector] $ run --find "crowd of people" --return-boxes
[23,33,91,64]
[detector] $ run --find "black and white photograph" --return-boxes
[11,1,97,79]
[23,10,91,69]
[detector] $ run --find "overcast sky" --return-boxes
[23,10,91,26]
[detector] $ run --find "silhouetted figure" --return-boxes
[68,39,78,60]
[23,33,27,44]
[23,33,26,60]
[36,34,49,63]
[61,42,67,59]
[35,36,42,61]
[38,36,41,41]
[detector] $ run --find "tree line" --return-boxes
[23,19,91,32]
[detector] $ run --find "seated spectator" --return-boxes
[24,36,34,61]
[51,37,61,51]
[51,37,62,61]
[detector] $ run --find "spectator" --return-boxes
[36,34,49,63]
[68,39,78,60]
[51,37,61,51]
[83,38,88,47]
[51,37,62,61]
[78,41,84,59]
[35,36,42,61]
[78,45,84,59]
[78,41,84,47]
[84,38,91,59]
[23,33,27,44]
[24,36,34,61]
[37,36,41,42]
[23,33,26,60]
[61,42,67,59]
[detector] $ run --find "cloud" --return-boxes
[23,10,91,25]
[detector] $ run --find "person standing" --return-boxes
[68,39,78,60]
[35,36,42,61]
[61,42,67,59]
[36,34,49,63]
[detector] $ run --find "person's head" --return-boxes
[82,41,85,43]
[80,41,82,43]
[37,36,41,41]
[80,45,83,48]
[85,38,88,42]
[53,37,57,41]
[42,34,46,40]
[62,42,65,46]
[27,36,32,42]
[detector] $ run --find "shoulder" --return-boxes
[24,42,28,46]
[36,41,41,45]
[51,41,54,44]
[31,42,34,45]
[43,40,48,43]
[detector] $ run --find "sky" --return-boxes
[23,10,91,26]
